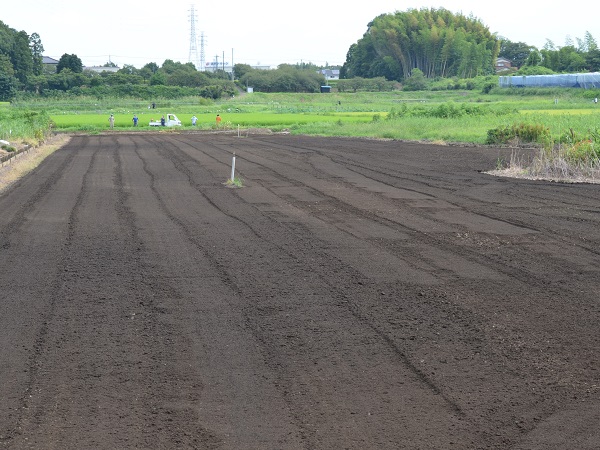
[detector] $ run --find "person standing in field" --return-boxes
[109,114,115,129]
[191,115,197,126]
[216,114,222,128]
[160,115,165,126]
[132,114,138,127]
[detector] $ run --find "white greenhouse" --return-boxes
[499,73,600,88]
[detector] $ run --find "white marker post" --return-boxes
[230,152,236,181]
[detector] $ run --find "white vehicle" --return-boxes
[149,114,182,127]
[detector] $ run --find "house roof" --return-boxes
[42,56,59,64]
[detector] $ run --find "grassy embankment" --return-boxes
[0,103,53,145]
[0,103,66,193]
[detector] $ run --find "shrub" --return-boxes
[565,140,599,163]
[388,102,509,121]
[486,122,551,145]
[481,83,495,94]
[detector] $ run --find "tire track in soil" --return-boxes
[141,136,312,447]
[222,135,599,299]
[4,139,100,447]
[0,137,91,445]
[3,134,599,449]
[131,136,306,448]
[113,136,221,449]
[110,136,219,449]
[166,136,467,408]
[247,135,600,257]
[179,137,504,402]
[6,136,216,449]
[148,136,471,448]
[167,134,600,447]
[232,139,600,323]
[0,136,83,249]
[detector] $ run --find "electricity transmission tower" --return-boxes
[188,5,200,69]
[199,31,206,71]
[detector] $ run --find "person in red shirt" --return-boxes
[216,114,222,127]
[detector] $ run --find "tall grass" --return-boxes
[0,110,52,143]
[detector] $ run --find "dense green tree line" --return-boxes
[499,32,600,74]
[4,13,599,101]
[235,64,325,93]
[0,20,327,101]
[341,8,499,81]
[0,20,44,100]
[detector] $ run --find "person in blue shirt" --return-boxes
[132,114,138,127]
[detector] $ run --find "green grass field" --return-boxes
[7,90,600,144]
[50,111,375,131]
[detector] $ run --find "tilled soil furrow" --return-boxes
[2,133,599,450]
[143,136,477,448]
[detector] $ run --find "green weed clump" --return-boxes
[486,122,551,145]
[557,128,600,164]
[387,102,514,120]
[503,128,600,181]
[565,140,599,163]
[1,144,16,152]
[225,177,243,188]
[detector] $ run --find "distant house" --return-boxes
[495,57,513,73]
[319,69,340,80]
[42,56,59,73]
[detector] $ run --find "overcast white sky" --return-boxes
[3,1,595,69]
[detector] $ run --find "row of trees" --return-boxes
[0,20,44,100]
[3,11,600,101]
[0,17,328,100]
[18,60,326,99]
[234,63,325,93]
[499,33,600,74]
[342,8,499,81]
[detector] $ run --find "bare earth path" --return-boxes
[0,134,599,449]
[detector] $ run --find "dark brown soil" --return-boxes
[1,133,599,449]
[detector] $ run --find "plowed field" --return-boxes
[1,133,599,449]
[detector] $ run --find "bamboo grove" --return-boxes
[341,8,500,82]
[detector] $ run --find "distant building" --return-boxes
[42,56,59,73]
[42,56,59,66]
[319,69,340,80]
[43,56,120,74]
[84,66,120,73]
[495,57,513,73]
[204,61,271,74]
